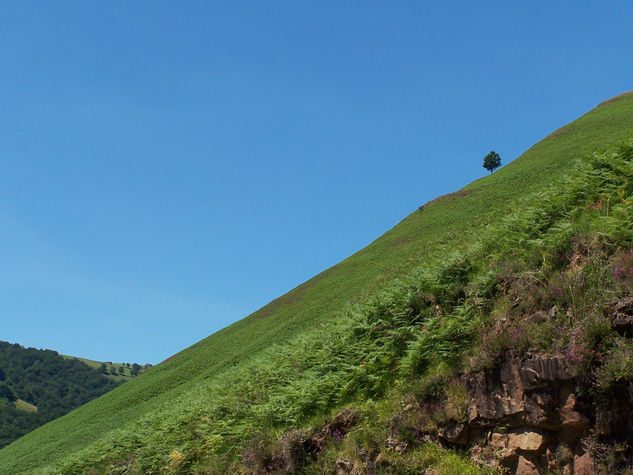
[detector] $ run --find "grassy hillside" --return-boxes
[2,91,633,473]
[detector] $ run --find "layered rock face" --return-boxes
[435,352,633,474]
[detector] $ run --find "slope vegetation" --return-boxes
[2,92,633,473]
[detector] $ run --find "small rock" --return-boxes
[336,458,354,473]
[438,422,469,445]
[560,392,589,429]
[489,432,517,461]
[573,451,596,475]
[490,430,546,466]
[386,434,407,453]
[467,401,478,423]
[546,447,557,471]
[612,297,633,334]
[490,432,508,449]
[516,454,540,475]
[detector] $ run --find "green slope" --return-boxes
[2,91,633,473]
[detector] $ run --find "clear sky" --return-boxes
[1,2,632,364]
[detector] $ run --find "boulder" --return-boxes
[516,454,540,475]
[489,432,517,461]
[559,392,589,429]
[507,430,545,452]
[573,451,596,475]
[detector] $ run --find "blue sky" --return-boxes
[1,2,632,364]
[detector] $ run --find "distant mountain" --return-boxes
[0,341,146,448]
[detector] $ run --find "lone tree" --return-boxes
[483,150,501,173]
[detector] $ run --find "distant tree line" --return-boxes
[0,341,122,448]
[99,361,149,376]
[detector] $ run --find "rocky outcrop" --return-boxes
[265,300,633,474]
[465,353,581,430]
[321,349,632,474]
[426,350,633,474]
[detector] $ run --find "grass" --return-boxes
[1,91,633,473]
[13,399,37,413]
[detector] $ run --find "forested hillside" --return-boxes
[0,341,121,448]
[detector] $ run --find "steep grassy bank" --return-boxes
[1,92,632,473]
